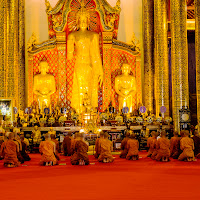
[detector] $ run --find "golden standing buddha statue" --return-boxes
[115,63,136,113]
[33,61,56,112]
[67,3,103,114]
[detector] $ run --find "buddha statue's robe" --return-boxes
[51,138,60,161]
[192,135,200,157]
[170,136,181,159]
[63,135,72,156]
[155,137,170,161]
[178,137,195,161]
[126,139,139,160]
[0,140,20,167]
[98,139,114,162]
[147,137,157,157]
[120,137,130,158]
[71,140,89,165]
[39,140,58,165]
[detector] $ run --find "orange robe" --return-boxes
[120,137,129,158]
[156,137,170,161]
[0,140,20,167]
[147,137,157,157]
[70,138,77,155]
[39,140,58,165]
[63,136,72,156]
[192,135,200,156]
[71,140,89,165]
[126,139,139,160]
[178,137,195,161]
[51,139,60,161]
[170,136,181,159]
[94,138,101,158]
[151,140,158,160]
[98,139,114,162]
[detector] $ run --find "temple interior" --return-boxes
[0,0,200,200]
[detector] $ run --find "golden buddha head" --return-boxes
[39,61,49,75]
[76,1,90,30]
[121,63,131,75]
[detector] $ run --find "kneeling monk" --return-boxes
[126,132,139,160]
[120,130,130,158]
[98,132,114,163]
[0,132,20,168]
[39,133,58,166]
[147,131,157,157]
[156,130,170,161]
[71,132,89,165]
[178,130,195,161]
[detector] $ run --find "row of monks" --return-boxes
[0,128,199,167]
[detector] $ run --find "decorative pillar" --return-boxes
[0,0,25,110]
[154,0,169,117]
[102,32,113,111]
[143,0,154,113]
[195,0,200,130]
[171,0,189,131]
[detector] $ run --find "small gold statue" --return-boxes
[33,61,56,112]
[67,2,103,114]
[48,127,56,136]
[115,63,136,113]
[32,125,41,144]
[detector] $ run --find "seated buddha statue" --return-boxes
[115,63,136,113]
[32,125,41,144]
[67,2,103,114]
[33,61,56,112]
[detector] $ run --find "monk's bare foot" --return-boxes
[45,162,48,166]
[79,159,83,165]
[103,158,108,163]
[49,161,53,166]
[187,157,193,162]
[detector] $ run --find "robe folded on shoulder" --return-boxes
[126,139,139,160]
[0,140,20,167]
[155,138,170,161]
[120,137,129,158]
[98,139,114,162]
[39,140,57,165]
[178,137,194,161]
[147,137,157,157]
[63,136,72,156]
[71,140,89,165]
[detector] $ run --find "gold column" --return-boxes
[0,0,25,110]
[0,0,6,97]
[143,0,154,113]
[195,0,200,130]
[154,0,169,117]
[171,0,189,131]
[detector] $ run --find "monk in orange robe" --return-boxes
[192,130,200,157]
[94,131,104,159]
[156,130,170,161]
[151,132,159,160]
[98,132,114,163]
[170,131,181,159]
[120,130,130,158]
[71,132,89,165]
[19,135,31,161]
[70,132,78,155]
[50,134,60,161]
[126,132,139,160]
[147,131,157,157]
[63,132,73,156]
[14,132,24,164]
[39,133,58,166]
[178,130,195,161]
[0,132,20,168]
